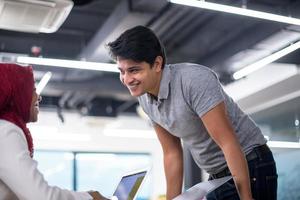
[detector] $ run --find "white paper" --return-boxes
[173,176,232,200]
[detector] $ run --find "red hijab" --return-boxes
[0,63,35,157]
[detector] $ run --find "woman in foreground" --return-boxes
[0,63,108,200]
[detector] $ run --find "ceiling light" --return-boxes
[103,129,156,139]
[169,0,300,26]
[233,40,300,79]
[267,141,300,149]
[36,71,52,95]
[34,133,91,142]
[17,56,119,73]
[28,125,91,142]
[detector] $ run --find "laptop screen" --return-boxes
[112,170,147,200]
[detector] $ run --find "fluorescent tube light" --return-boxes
[267,141,300,149]
[34,132,91,142]
[103,129,157,139]
[169,0,300,26]
[233,40,300,79]
[17,56,119,73]
[36,71,52,95]
[28,124,92,142]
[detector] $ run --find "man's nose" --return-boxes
[122,73,134,85]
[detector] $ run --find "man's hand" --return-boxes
[88,191,110,200]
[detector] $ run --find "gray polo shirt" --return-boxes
[138,63,266,174]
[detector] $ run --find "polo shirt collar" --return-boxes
[157,64,171,100]
[146,64,171,103]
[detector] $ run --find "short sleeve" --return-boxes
[184,68,224,117]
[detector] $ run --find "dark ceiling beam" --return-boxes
[148,4,216,64]
[44,75,132,101]
[200,22,285,71]
[0,30,84,58]
[79,0,168,62]
[66,91,96,108]
[194,0,300,71]
[163,13,219,63]
[194,17,258,62]
[160,9,204,48]
[58,91,73,107]
[150,5,196,41]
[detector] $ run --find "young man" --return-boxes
[107,26,277,200]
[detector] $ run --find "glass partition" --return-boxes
[76,153,151,200]
[273,149,300,200]
[250,96,300,200]
[34,151,152,200]
[250,96,300,142]
[34,151,74,190]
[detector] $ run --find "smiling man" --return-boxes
[117,58,162,97]
[107,26,277,200]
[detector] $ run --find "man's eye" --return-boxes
[130,69,139,73]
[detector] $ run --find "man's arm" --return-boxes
[154,124,183,200]
[201,102,252,200]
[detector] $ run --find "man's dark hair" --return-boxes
[107,26,166,68]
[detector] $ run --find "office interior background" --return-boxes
[0,0,300,199]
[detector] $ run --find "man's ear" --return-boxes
[154,56,163,72]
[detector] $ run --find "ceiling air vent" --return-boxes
[0,0,73,33]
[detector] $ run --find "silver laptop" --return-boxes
[111,168,149,200]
